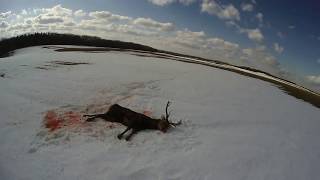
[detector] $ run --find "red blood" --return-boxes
[43,110,94,133]
[143,110,152,116]
[64,111,81,126]
[44,111,62,131]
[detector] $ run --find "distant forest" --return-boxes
[0,32,158,57]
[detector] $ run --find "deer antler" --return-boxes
[165,101,171,122]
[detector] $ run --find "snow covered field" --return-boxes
[0,46,320,180]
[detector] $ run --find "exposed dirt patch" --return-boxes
[35,66,50,70]
[35,60,91,70]
[42,46,62,50]
[51,60,91,66]
[55,47,114,52]
[0,72,5,78]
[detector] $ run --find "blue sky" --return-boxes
[0,0,320,87]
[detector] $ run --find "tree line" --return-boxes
[0,32,157,57]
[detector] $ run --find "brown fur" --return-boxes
[84,101,181,141]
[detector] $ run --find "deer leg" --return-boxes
[86,116,98,122]
[84,114,104,122]
[117,126,131,140]
[125,129,139,141]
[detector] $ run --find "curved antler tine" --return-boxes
[165,101,171,122]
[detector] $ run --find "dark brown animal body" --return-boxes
[84,102,181,141]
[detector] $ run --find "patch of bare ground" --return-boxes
[35,66,50,70]
[55,47,114,52]
[51,60,91,66]
[35,60,91,70]
[42,46,61,50]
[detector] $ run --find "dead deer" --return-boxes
[84,101,181,141]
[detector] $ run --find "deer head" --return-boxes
[158,101,182,132]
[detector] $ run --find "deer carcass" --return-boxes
[84,101,181,141]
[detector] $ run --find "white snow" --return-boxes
[0,46,320,180]
[153,52,319,96]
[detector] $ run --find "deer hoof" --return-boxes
[117,134,122,139]
[86,118,95,122]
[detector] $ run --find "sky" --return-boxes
[0,0,320,89]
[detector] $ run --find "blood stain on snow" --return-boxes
[44,111,61,131]
[143,110,152,117]
[64,111,82,126]
[43,109,119,133]
[44,110,83,132]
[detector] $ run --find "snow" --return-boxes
[154,52,318,95]
[0,46,320,180]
